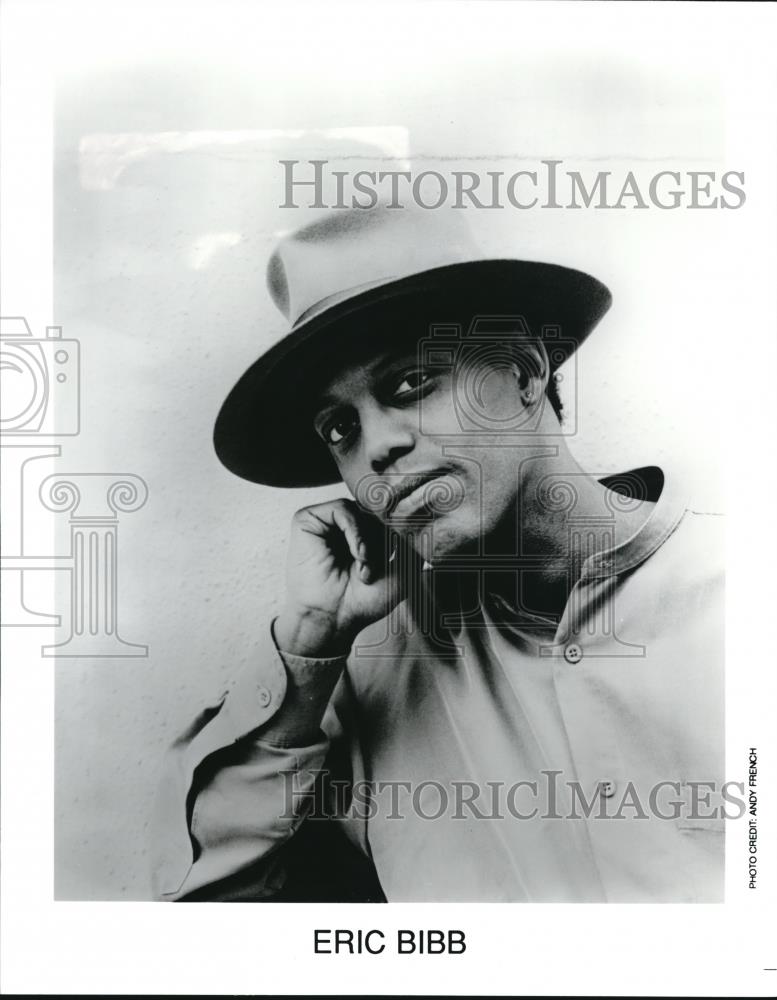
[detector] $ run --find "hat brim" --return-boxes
[214,259,612,488]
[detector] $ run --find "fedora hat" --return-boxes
[214,206,612,487]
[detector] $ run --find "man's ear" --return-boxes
[511,341,550,407]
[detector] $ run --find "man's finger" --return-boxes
[329,503,366,568]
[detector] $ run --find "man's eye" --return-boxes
[323,415,357,446]
[393,370,432,397]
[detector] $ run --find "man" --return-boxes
[152,206,724,903]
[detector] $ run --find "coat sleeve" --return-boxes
[150,620,377,901]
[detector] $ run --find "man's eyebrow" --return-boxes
[312,392,344,419]
[311,349,418,417]
[371,349,419,378]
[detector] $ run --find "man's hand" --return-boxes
[274,499,402,658]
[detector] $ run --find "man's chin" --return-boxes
[403,516,480,563]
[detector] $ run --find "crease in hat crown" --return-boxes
[266,204,483,328]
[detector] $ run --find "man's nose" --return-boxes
[360,404,416,474]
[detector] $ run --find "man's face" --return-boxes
[312,340,544,560]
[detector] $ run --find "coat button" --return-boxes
[598,780,617,799]
[257,686,272,708]
[563,643,583,664]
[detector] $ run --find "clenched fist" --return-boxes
[274,499,403,659]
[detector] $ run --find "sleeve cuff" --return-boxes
[252,617,347,747]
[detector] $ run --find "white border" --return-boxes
[2,1,776,995]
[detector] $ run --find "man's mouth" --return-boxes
[387,467,461,520]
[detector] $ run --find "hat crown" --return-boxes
[267,205,481,327]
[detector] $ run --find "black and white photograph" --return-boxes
[1,0,776,995]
